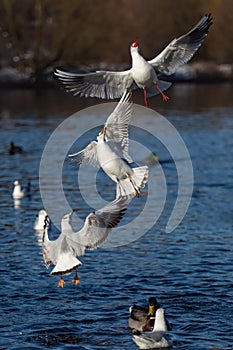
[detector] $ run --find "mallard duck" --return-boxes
[8,142,23,155]
[68,91,148,199]
[128,297,160,332]
[42,197,127,287]
[12,180,30,200]
[132,308,172,349]
[144,153,159,166]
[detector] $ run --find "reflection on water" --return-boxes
[0,82,233,117]
[0,84,232,349]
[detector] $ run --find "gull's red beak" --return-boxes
[101,128,106,135]
[133,38,139,47]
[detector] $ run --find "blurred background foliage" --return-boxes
[0,0,232,82]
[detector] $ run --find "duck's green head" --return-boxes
[150,153,159,161]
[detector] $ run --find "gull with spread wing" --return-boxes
[55,14,212,106]
[132,308,172,349]
[69,91,148,198]
[42,197,127,287]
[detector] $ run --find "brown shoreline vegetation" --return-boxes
[0,62,232,89]
[0,0,232,87]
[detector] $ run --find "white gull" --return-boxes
[12,180,30,200]
[68,91,148,198]
[132,308,172,349]
[55,14,212,106]
[42,197,126,287]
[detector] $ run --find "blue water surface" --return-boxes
[0,84,232,350]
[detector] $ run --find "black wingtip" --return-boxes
[205,13,213,26]
[106,207,127,228]
[44,215,50,230]
[187,13,213,44]
[66,153,84,167]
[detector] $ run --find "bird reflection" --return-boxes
[14,199,21,209]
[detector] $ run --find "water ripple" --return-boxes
[0,91,233,349]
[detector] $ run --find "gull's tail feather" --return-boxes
[146,80,172,97]
[116,179,136,199]
[51,253,82,276]
[116,166,148,199]
[132,166,149,189]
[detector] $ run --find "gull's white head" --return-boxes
[130,38,139,54]
[34,209,49,230]
[61,210,74,230]
[97,127,106,141]
[62,211,73,222]
[14,180,19,186]
[39,209,47,217]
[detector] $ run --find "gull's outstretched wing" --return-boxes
[67,197,127,252]
[105,90,133,163]
[68,141,99,166]
[54,69,135,99]
[148,14,213,76]
[42,214,82,276]
[42,213,75,267]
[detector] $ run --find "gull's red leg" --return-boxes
[129,177,140,197]
[155,83,169,101]
[143,88,149,107]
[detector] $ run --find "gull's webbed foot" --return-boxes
[58,276,66,288]
[72,272,80,285]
